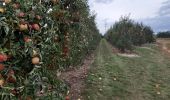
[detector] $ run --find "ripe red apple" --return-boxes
[0,54,7,62]
[24,37,32,42]
[0,64,5,71]
[17,12,25,17]
[32,24,40,31]
[10,89,18,96]
[7,75,16,83]
[65,96,70,100]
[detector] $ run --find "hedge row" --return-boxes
[157,31,170,38]
[0,0,101,99]
[105,16,155,52]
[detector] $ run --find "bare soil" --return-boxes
[157,38,170,53]
[139,47,153,50]
[117,53,140,57]
[59,54,95,100]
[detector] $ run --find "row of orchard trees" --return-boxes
[105,16,155,52]
[0,0,101,99]
[157,31,170,38]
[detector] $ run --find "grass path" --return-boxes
[82,39,170,100]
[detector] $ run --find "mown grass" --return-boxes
[82,39,170,100]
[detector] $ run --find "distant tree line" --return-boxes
[105,16,155,52]
[157,31,170,38]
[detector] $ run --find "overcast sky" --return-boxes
[88,0,170,34]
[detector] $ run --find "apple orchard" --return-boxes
[0,0,101,99]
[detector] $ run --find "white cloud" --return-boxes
[94,0,114,4]
[141,0,170,33]
[159,0,170,16]
[89,0,167,34]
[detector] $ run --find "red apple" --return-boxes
[8,69,15,75]
[32,24,40,31]
[0,54,7,62]
[17,12,25,17]
[7,75,16,83]
[10,89,18,96]
[24,37,32,42]
[65,96,70,100]
[0,64,5,71]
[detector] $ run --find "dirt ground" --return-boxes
[157,38,170,53]
[59,54,95,100]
